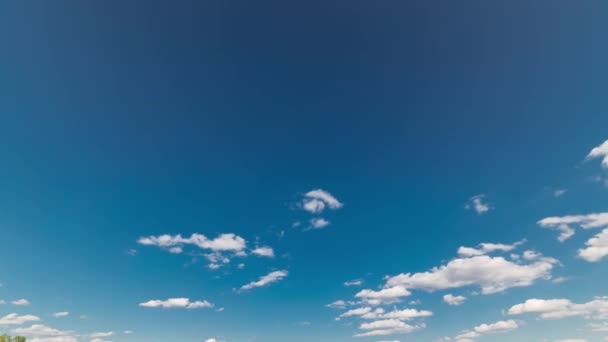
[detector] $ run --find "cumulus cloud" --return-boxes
[586,139,608,169]
[385,252,557,294]
[251,246,275,258]
[139,298,214,309]
[12,299,30,306]
[90,332,114,338]
[138,233,247,253]
[443,294,467,306]
[0,313,40,325]
[465,194,491,215]
[52,312,69,318]
[309,218,330,229]
[355,286,411,305]
[457,241,525,257]
[239,270,288,292]
[454,320,519,341]
[538,212,608,242]
[354,321,424,337]
[578,228,608,262]
[508,297,608,320]
[13,324,78,342]
[301,189,343,214]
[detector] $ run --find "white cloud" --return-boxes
[90,339,111,342]
[138,233,247,253]
[301,189,343,213]
[465,195,491,215]
[309,218,330,229]
[554,339,587,342]
[139,298,214,309]
[457,241,524,257]
[338,307,372,319]
[13,324,78,342]
[454,320,518,341]
[380,308,433,321]
[586,139,608,169]
[252,246,275,258]
[354,321,424,337]
[587,321,608,331]
[443,294,467,306]
[239,270,288,291]
[385,253,557,294]
[90,332,114,338]
[327,300,349,309]
[538,212,608,242]
[52,312,69,318]
[355,286,411,305]
[554,189,568,197]
[508,297,608,320]
[578,228,608,262]
[344,279,364,287]
[0,313,40,325]
[12,299,30,306]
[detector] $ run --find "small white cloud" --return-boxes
[301,189,343,214]
[553,189,568,197]
[90,331,114,338]
[252,246,275,258]
[52,312,69,318]
[465,194,491,215]
[344,279,364,287]
[309,218,330,229]
[355,286,411,305]
[443,294,466,306]
[457,240,525,257]
[12,299,30,306]
[454,320,518,341]
[586,139,608,169]
[139,298,214,309]
[239,270,288,292]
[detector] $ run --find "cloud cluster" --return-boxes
[298,189,343,230]
[538,213,608,262]
[138,232,276,269]
[13,324,78,342]
[454,320,519,342]
[508,297,608,320]
[336,306,432,337]
[139,298,214,309]
[240,270,288,292]
[385,244,557,294]
[465,195,491,215]
[443,294,467,306]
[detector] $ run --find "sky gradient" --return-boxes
[1,1,608,342]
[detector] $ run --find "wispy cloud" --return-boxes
[240,270,288,292]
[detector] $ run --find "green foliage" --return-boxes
[0,335,27,342]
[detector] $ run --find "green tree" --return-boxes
[0,335,27,342]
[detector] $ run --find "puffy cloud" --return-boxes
[454,320,518,341]
[508,297,608,320]
[251,246,274,258]
[90,332,114,338]
[538,213,608,242]
[586,139,608,169]
[12,299,30,306]
[139,298,214,309]
[386,253,557,294]
[138,233,247,253]
[355,286,411,305]
[354,321,424,337]
[52,312,69,318]
[13,324,78,342]
[457,241,524,257]
[301,189,343,214]
[0,313,40,325]
[380,308,433,321]
[344,279,363,287]
[239,270,288,291]
[443,294,467,306]
[338,307,373,319]
[578,228,608,262]
[326,300,349,309]
[309,218,330,229]
[465,195,491,215]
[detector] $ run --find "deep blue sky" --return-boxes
[1,1,608,342]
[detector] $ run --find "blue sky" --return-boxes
[1,1,608,342]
